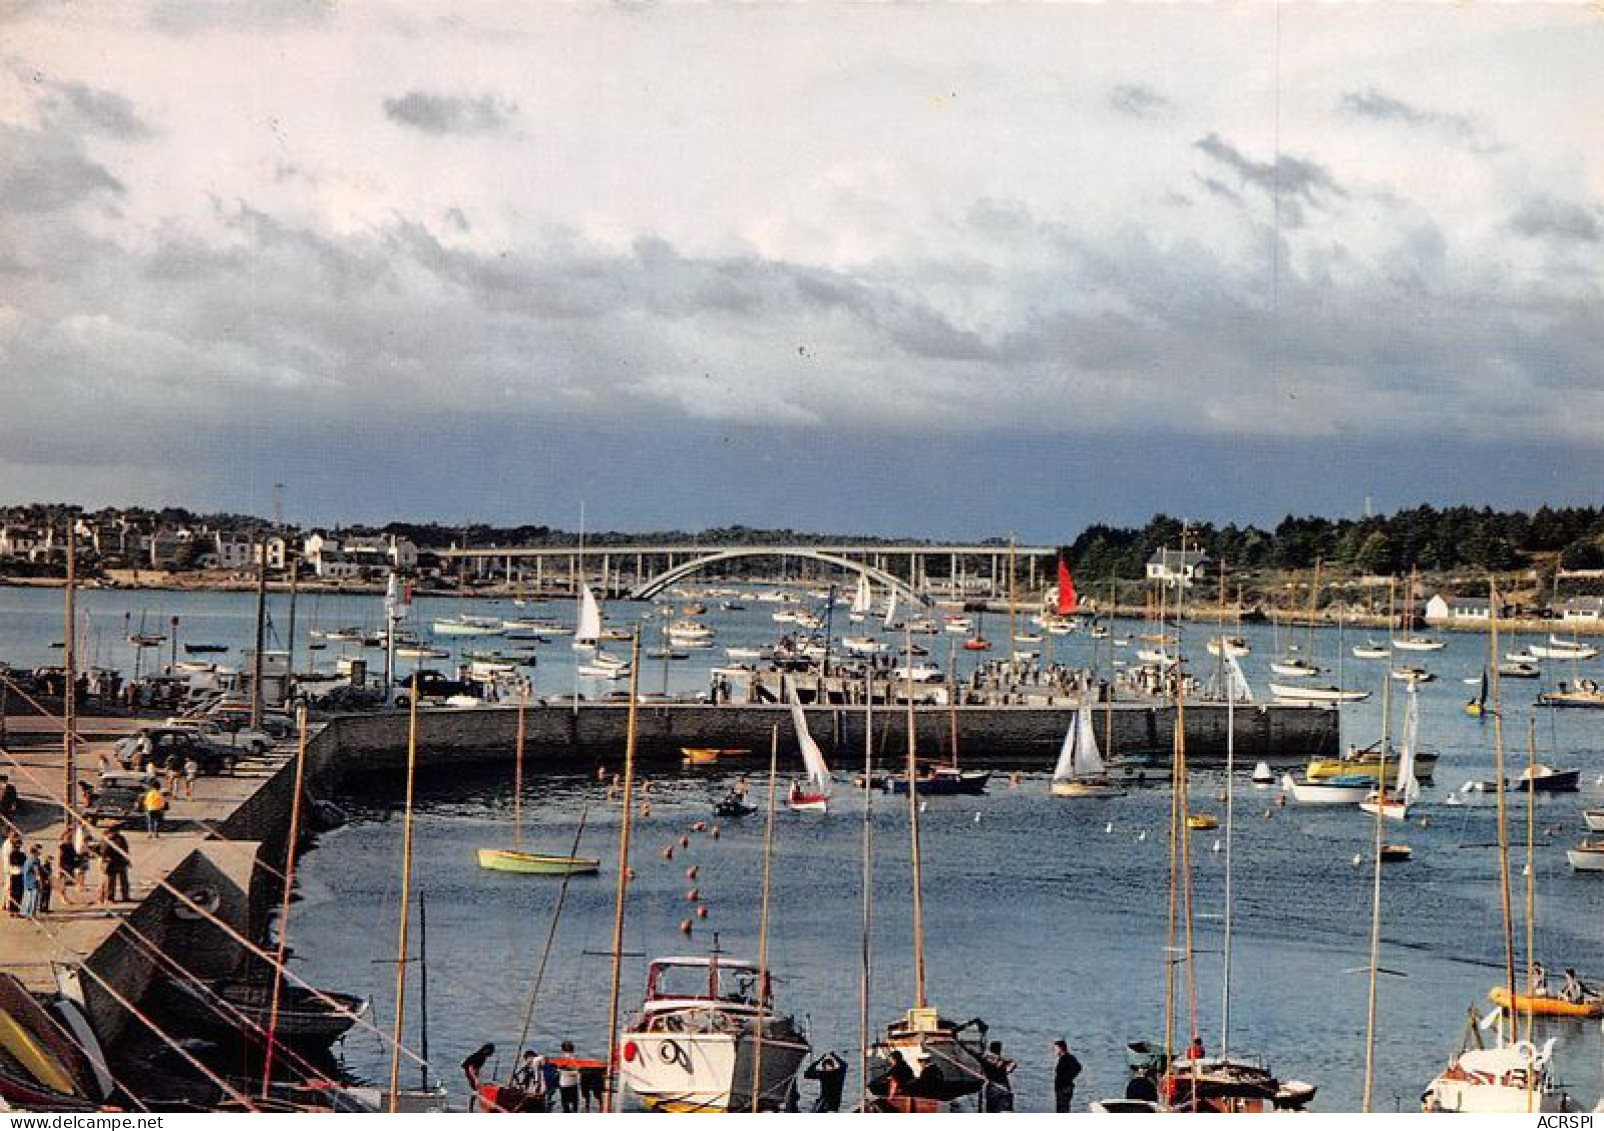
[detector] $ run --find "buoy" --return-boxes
[696,905,708,919]
[1417,816,1430,828]
[711,826,722,840]
[626,868,636,882]
[597,766,609,781]
[686,887,700,901]
[1211,838,1222,853]
[685,866,699,880]
[919,801,928,814]
[679,919,693,934]
[1262,808,1274,819]
[641,803,652,818]
[973,812,982,824]
[679,835,690,849]
[662,846,674,860]
[1104,821,1114,834]
[1009,772,1021,787]
[1215,791,1227,803]
[691,821,708,833]
[1274,794,1286,808]
[642,780,654,794]
[1351,853,1363,867]
[1137,831,1148,843]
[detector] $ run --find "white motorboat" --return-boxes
[1136,648,1176,666]
[1393,636,1446,653]
[1530,640,1599,661]
[1506,649,1540,664]
[842,635,889,656]
[1423,1039,1569,1112]
[1391,666,1435,683]
[1050,708,1123,798]
[1352,642,1391,660]
[1270,658,1321,678]
[619,956,809,1112]
[1583,809,1604,833]
[1206,635,1250,658]
[432,618,503,638]
[1567,840,1604,872]
[1269,683,1370,705]
[1282,772,1369,805]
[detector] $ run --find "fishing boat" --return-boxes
[886,764,990,796]
[786,690,833,812]
[1268,683,1369,705]
[1536,680,1604,709]
[1565,840,1604,872]
[1351,642,1391,660]
[1488,986,1604,1019]
[618,955,810,1112]
[1159,1054,1317,1112]
[713,793,758,818]
[1050,708,1123,797]
[1281,772,1370,805]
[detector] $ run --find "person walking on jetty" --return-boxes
[183,756,198,800]
[98,827,131,904]
[4,831,24,916]
[1052,1038,1082,1113]
[142,782,168,838]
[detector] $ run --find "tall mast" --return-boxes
[251,537,268,729]
[603,631,642,1114]
[1006,535,1017,659]
[62,516,78,819]
[386,688,421,1110]
[750,725,780,1112]
[904,624,926,1009]
[859,672,875,1110]
[1220,560,1235,1058]
[1361,579,1395,1111]
[262,706,310,1094]
[512,702,527,852]
[1488,583,1519,1045]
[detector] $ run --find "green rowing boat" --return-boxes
[476,849,601,876]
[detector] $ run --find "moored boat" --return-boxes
[475,849,600,875]
[1488,986,1604,1019]
[1423,1040,1570,1112]
[1566,839,1604,872]
[618,955,809,1112]
[1536,679,1604,709]
[886,765,990,795]
[1281,772,1369,805]
[1050,708,1123,798]
[1269,683,1369,705]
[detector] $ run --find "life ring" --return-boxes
[174,886,222,920]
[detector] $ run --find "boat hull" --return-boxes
[1489,987,1604,1018]
[476,849,601,875]
[1051,779,1124,798]
[887,771,991,796]
[620,1029,809,1113]
[1281,774,1367,805]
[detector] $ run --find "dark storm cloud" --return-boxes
[382,91,518,135]
[1194,133,1346,226]
[1108,83,1173,120]
[1510,196,1601,244]
[48,79,154,139]
[0,123,124,212]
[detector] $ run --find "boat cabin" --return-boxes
[642,957,771,1012]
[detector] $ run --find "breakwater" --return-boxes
[305,701,1340,786]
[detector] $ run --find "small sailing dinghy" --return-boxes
[1359,686,1422,821]
[786,685,832,813]
[1050,708,1123,798]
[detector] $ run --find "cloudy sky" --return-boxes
[3,2,1601,540]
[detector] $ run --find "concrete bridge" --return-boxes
[438,542,1061,603]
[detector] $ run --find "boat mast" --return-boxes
[1006,535,1017,661]
[1361,579,1395,1111]
[62,516,78,820]
[1487,584,1520,1047]
[418,892,431,1092]
[859,672,874,1110]
[750,724,780,1112]
[262,706,310,1094]
[386,688,421,1110]
[904,624,927,1009]
[603,631,642,1114]
[1522,718,1538,1045]
[251,537,268,729]
[1220,561,1235,1059]
[513,701,527,853]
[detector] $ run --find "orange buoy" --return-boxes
[679,919,693,934]
[696,905,708,919]
[641,802,652,818]
[686,887,700,901]
[691,821,708,833]
[678,835,690,849]
[685,866,699,880]
[662,846,674,860]
[710,826,722,840]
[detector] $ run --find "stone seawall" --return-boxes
[306,701,1340,786]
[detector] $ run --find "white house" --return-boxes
[1145,548,1210,586]
[0,525,51,561]
[1554,596,1604,624]
[213,534,287,571]
[304,531,416,576]
[1424,593,1493,624]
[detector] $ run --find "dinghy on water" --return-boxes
[785,683,832,813]
[1050,708,1123,798]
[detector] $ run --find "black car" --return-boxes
[114,727,240,776]
[84,771,160,826]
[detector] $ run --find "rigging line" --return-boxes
[0,705,430,1075]
[513,795,593,1056]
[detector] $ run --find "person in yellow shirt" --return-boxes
[142,784,168,838]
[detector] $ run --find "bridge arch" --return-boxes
[627,548,928,606]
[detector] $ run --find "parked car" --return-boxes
[84,770,160,826]
[113,727,240,776]
[163,717,274,754]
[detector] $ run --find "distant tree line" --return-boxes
[1064,505,1604,580]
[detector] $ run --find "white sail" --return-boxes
[1397,686,1421,807]
[1053,709,1105,781]
[851,574,873,616]
[786,678,832,790]
[1225,653,1255,704]
[882,588,898,629]
[575,584,602,644]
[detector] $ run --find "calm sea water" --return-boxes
[4,584,1602,1110]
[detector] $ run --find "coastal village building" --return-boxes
[0,524,52,561]
[303,531,418,577]
[1145,548,1210,586]
[209,534,288,572]
[1423,593,1493,624]
[1554,596,1604,624]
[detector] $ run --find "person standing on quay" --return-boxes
[4,831,24,916]
[555,1041,582,1113]
[19,844,42,917]
[57,826,79,906]
[804,1050,847,1112]
[142,782,168,838]
[1052,1039,1082,1113]
[99,827,131,904]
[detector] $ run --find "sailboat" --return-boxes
[786,685,832,812]
[863,634,991,1111]
[1359,685,1421,821]
[573,584,603,650]
[1050,708,1123,798]
[848,574,874,622]
[477,704,601,875]
[1466,669,1489,718]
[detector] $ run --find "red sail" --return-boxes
[1056,557,1078,615]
